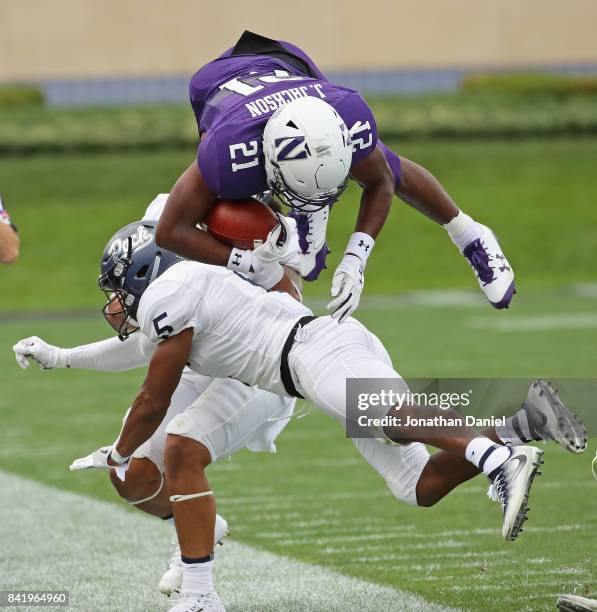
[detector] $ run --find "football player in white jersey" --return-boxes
[12,194,303,604]
[42,218,583,612]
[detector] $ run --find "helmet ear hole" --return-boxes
[135,264,149,279]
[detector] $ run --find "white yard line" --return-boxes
[306,290,485,312]
[570,283,597,299]
[0,470,457,612]
[468,313,597,332]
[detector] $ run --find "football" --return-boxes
[203,198,278,250]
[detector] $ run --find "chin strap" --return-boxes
[170,491,214,503]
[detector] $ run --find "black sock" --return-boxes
[181,552,214,564]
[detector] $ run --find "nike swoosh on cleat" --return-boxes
[509,454,527,480]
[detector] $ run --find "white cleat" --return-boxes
[290,206,331,281]
[523,380,587,453]
[462,224,515,309]
[487,445,544,541]
[158,514,229,596]
[168,590,226,612]
[556,594,597,612]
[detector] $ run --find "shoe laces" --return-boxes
[463,239,495,285]
[487,471,508,510]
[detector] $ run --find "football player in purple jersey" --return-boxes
[156,31,515,319]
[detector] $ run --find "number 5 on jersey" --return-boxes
[153,312,174,339]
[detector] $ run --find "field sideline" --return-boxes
[2,470,456,612]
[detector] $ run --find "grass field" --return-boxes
[0,138,595,610]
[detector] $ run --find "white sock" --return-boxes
[495,409,538,445]
[181,558,214,596]
[465,436,511,477]
[444,211,483,251]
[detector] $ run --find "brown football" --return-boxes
[203,198,278,250]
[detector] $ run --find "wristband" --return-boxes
[110,447,130,465]
[57,348,71,369]
[345,232,375,265]
[226,247,253,274]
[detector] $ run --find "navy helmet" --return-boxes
[98,221,183,339]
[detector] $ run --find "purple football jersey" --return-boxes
[190,33,378,199]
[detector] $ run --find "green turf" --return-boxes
[0,140,595,610]
[0,138,596,311]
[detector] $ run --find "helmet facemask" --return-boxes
[267,158,349,213]
[98,236,140,341]
[99,221,183,340]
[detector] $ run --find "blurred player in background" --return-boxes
[157,30,516,324]
[0,195,19,264]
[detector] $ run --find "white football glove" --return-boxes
[13,336,67,370]
[327,254,364,323]
[69,445,129,481]
[252,213,292,267]
[228,213,292,290]
[327,232,375,323]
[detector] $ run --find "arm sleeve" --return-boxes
[65,333,154,371]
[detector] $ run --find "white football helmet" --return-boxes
[263,96,352,213]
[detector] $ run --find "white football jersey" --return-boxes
[142,193,169,222]
[136,260,312,396]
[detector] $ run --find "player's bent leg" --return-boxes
[164,434,223,610]
[109,457,172,518]
[353,437,430,507]
[164,435,215,557]
[161,379,291,598]
[378,140,516,309]
[415,451,481,507]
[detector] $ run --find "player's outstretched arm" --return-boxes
[13,334,153,371]
[110,328,193,460]
[326,146,395,322]
[349,145,396,239]
[156,161,232,265]
[397,156,516,309]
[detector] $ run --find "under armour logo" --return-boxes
[496,254,511,272]
[232,253,242,267]
[358,240,370,251]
